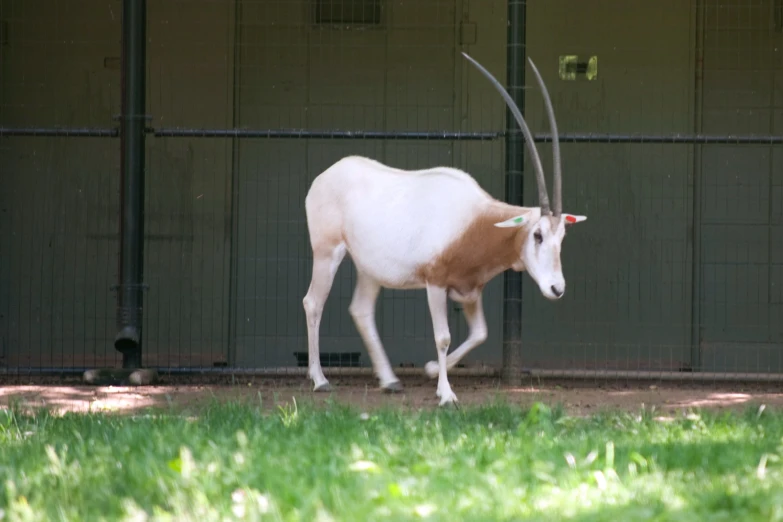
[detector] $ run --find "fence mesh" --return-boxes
[0,0,781,378]
[0,0,121,369]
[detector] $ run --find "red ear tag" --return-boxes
[565,215,577,224]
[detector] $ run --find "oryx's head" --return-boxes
[463,53,587,301]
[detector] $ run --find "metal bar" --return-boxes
[502,0,526,386]
[226,0,243,368]
[114,0,147,369]
[528,369,783,383]
[0,127,119,137]
[153,367,783,382]
[151,128,502,140]
[0,366,498,377]
[3,366,782,384]
[154,367,500,377]
[148,127,783,144]
[690,0,706,371]
[0,368,91,376]
[534,133,783,144]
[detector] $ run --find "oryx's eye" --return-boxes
[534,231,543,244]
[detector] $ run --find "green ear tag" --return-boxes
[514,216,524,224]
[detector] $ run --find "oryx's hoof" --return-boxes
[436,388,459,407]
[382,381,404,394]
[313,382,333,393]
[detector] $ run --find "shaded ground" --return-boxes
[3,374,783,415]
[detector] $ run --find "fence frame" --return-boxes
[501,0,527,385]
[4,127,782,145]
[2,0,783,381]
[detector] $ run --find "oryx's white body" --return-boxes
[306,156,519,291]
[302,53,587,405]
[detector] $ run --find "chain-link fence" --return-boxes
[1,0,782,380]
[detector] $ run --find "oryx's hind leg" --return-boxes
[349,271,402,392]
[303,242,346,392]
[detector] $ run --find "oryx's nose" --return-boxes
[551,285,564,298]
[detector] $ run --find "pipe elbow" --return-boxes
[114,326,140,354]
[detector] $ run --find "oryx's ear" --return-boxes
[564,214,587,225]
[494,215,527,228]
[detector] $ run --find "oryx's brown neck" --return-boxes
[417,202,530,294]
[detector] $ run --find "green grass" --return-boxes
[2,399,783,521]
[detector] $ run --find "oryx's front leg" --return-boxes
[424,293,487,379]
[426,284,457,406]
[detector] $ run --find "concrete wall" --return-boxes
[1,0,781,373]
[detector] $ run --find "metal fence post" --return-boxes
[115,0,147,369]
[502,0,526,385]
[689,0,706,372]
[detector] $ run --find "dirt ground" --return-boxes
[3,374,783,416]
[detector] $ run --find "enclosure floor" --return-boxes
[3,376,783,416]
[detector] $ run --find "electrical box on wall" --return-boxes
[559,55,598,81]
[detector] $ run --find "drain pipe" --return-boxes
[114,0,147,369]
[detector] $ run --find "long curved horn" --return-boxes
[527,58,562,216]
[461,52,550,215]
